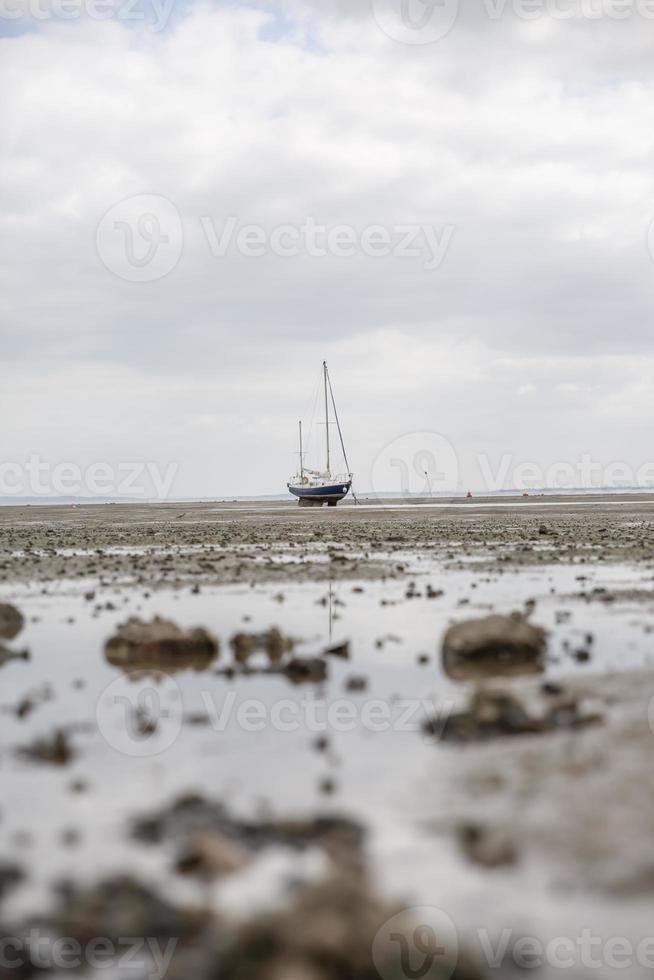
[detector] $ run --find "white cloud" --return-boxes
[1,1,653,494]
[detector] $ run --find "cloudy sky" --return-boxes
[2,0,654,498]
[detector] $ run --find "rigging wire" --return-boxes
[326,366,358,505]
[299,365,322,472]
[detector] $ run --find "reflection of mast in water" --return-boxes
[328,582,333,643]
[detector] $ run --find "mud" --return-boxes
[1,494,654,589]
[1,496,654,979]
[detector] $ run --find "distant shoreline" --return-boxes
[3,487,654,508]
[3,490,654,518]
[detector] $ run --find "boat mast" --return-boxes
[326,366,355,484]
[323,360,330,474]
[298,420,304,479]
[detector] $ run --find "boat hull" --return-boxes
[288,481,351,505]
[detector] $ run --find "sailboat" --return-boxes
[287,362,353,507]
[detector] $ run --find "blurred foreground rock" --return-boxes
[104,617,218,673]
[0,602,24,640]
[132,793,365,879]
[427,688,602,743]
[442,613,546,681]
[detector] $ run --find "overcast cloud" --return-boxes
[2,0,654,497]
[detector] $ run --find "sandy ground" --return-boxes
[2,493,654,587]
[2,494,654,980]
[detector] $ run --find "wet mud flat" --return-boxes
[1,496,654,979]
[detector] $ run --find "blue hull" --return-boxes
[288,481,351,504]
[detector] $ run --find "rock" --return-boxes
[132,795,364,876]
[211,873,481,980]
[458,823,518,868]
[283,657,328,684]
[105,617,218,673]
[229,632,258,662]
[53,875,208,943]
[0,603,24,640]
[0,862,24,901]
[442,612,546,681]
[429,688,602,743]
[265,627,292,662]
[344,675,367,692]
[18,728,75,766]
[13,683,54,719]
[220,874,394,979]
[230,628,293,664]
[176,831,251,879]
[0,644,29,668]
[323,640,350,659]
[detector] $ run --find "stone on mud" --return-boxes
[229,627,293,664]
[0,603,24,640]
[104,617,218,672]
[176,831,251,879]
[442,612,546,681]
[458,823,518,868]
[283,657,328,685]
[429,688,602,743]
[18,728,75,766]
